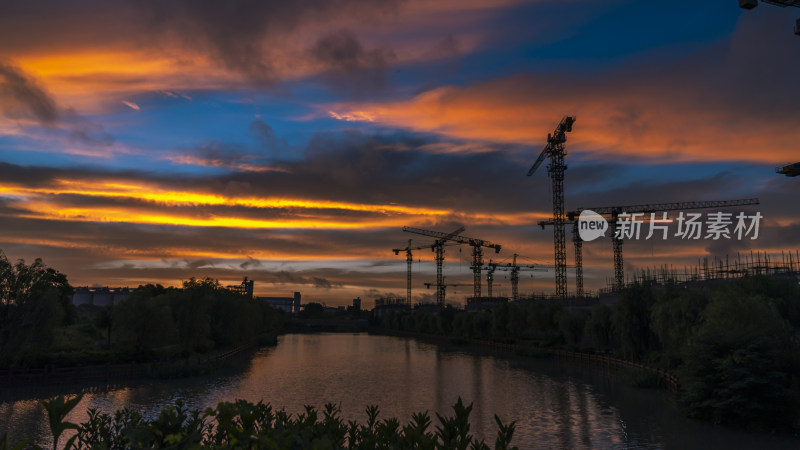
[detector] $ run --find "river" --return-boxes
[1,333,798,448]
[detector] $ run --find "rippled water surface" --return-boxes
[1,333,798,448]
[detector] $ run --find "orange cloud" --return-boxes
[0,179,450,215]
[328,110,375,122]
[2,0,524,113]
[21,206,407,230]
[0,178,551,233]
[327,74,800,164]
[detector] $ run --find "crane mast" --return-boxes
[527,116,576,299]
[393,239,443,306]
[402,226,465,306]
[485,254,548,301]
[403,226,500,305]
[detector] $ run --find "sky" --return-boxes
[0,0,798,306]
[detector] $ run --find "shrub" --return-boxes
[10,396,520,450]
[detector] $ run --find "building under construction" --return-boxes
[601,250,800,294]
[389,113,793,308]
[226,277,254,298]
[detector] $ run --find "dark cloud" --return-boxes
[172,140,269,171]
[186,259,216,270]
[262,271,343,289]
[64,111,115,146]
[571,172,757,211]
[0,0,403,88]
[0,162,74,185]
[140,0,401,85]
[0,62,114,146]
[243,129,544,213]
[310,29,396,97]
[194,141,250,164]
[240,256,263,269]
[0,60,58,125]
[363,288,404,302]
[428,35,460,60]
[248,119,289,153]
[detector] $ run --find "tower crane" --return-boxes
[393,239,429,306]
[539,198,760,293]
[526,116,576,299]
[403,226,501,304]
[400,226,464,306]
[392,240,459,306]
[484,254,548,301]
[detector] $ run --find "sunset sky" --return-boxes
[0,0,798,306]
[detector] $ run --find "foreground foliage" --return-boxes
[1,395,518,450]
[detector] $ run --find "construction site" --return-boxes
[385,116,800,313]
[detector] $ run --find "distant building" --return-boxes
[227,277,254,298]
[72,287,131,306]
[258,291,301,314]
[373,296,411,318]
[352,297,361,311]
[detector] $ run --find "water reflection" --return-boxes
[1,333,798,449]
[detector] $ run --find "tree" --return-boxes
[299,302,324,319]
[585,304,614,351]
[507,303,529,338]
[557,310,586,347]
[491,303,510,339]
[0,253,74,366]
[650,287,708,367]
[680,291,799,429]
[524,300,562,343]
[95,305,114,347]
[612,283,657,360]
[113,293,178,355]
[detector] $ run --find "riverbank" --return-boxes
[374,276,800,433]
[370,327,680,392]
[0,317,366,389]
[0,334,276,389]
